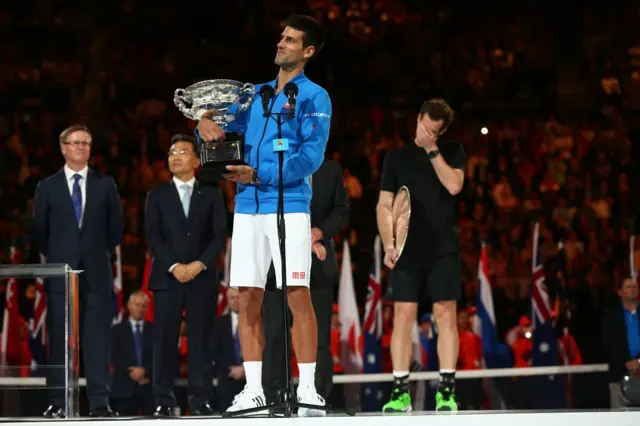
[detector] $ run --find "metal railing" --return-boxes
[0,264,80,418]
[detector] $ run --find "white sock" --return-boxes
[243,361,263,392]
[298,362,316,389]
[393,370,410,378]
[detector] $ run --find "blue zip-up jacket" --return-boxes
[195,72,332,215]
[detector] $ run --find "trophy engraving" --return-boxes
[174,79,255,178]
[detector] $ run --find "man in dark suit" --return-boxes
[212,287,246,411]
[262,159,349,402]
[601,276,640,408]
[145,134,227,416]
[109,291,155,416]
[33,124,124,418]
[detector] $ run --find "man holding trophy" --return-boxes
[376,99,466,412]
[179,15,331,416]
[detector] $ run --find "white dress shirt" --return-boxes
[173,176,195,204]
[231,311,238,336]
[169,176,202,273]
[63,164,88,226]
[129,319,144,334]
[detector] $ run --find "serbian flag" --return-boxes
[473,242,507,409]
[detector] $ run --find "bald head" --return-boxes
[128,291,150,321]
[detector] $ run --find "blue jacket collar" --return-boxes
[267,71,308,90]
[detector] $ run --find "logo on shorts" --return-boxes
[292,272,306,279]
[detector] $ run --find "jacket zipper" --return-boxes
[254,92,278,214]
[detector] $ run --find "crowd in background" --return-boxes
[1,0,640,412]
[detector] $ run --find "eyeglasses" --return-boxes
[63,140,92,147]
[168,149,195,157]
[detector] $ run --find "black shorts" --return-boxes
[387,253,461,304]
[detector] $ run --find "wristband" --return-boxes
[251,169,260,185]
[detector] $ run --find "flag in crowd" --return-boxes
[530,223,567,409]
[361,236,383,411]
[112,245,124,324]
[217,237,232,317]
[555,241,571,329]
[419,312,439,410]
[631,235,637,282]
[473,241,507,409]
[141,252,154,322]
[1,247,21,370]
[338,240,362,374]
[29,254,48,373]
[474,242,498,363]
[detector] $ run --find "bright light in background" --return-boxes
[481,127,489,135]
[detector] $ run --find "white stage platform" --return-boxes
[0,410,639,426]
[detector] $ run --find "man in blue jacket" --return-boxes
[196,15,331,416]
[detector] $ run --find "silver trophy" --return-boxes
[174,79,255,176]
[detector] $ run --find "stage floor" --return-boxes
[0,410,639,425]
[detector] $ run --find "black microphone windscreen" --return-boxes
[284,82,298,97]
[260,85,274,100]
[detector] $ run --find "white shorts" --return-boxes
[229,213,311,289]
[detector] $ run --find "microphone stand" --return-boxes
[224,106,326,418]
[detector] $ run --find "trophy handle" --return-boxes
[238,83,256,112]
[173,88,191,117]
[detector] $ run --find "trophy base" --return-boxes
[199,132,247,183]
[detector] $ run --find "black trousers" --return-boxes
[152,279,217,410]
[262,277,335,402]
[46,275,112,410]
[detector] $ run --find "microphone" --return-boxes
[283,82,298,118]
[260,85,274,117]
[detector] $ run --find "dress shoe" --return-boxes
[43,405,65,418]
[190,403,214,416]
[154,405,174,417]
[89,405,118,417]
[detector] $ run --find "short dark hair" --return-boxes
[619,276,636,290]
[285,14,325,60]
[170,134,199,155]
[60,124,92,145]
[419,99,455,132]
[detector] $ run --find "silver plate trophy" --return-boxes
[174,79,255,176]
[391,185,411,262]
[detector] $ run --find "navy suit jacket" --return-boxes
[309,159,349,283]
[33,168,124,292]
[601,302,640,382]
[144,179,227,290]
[110,320,154,398]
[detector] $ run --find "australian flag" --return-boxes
[555,241,571,331]
[530,223,567,409]
[361,236,383,412]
